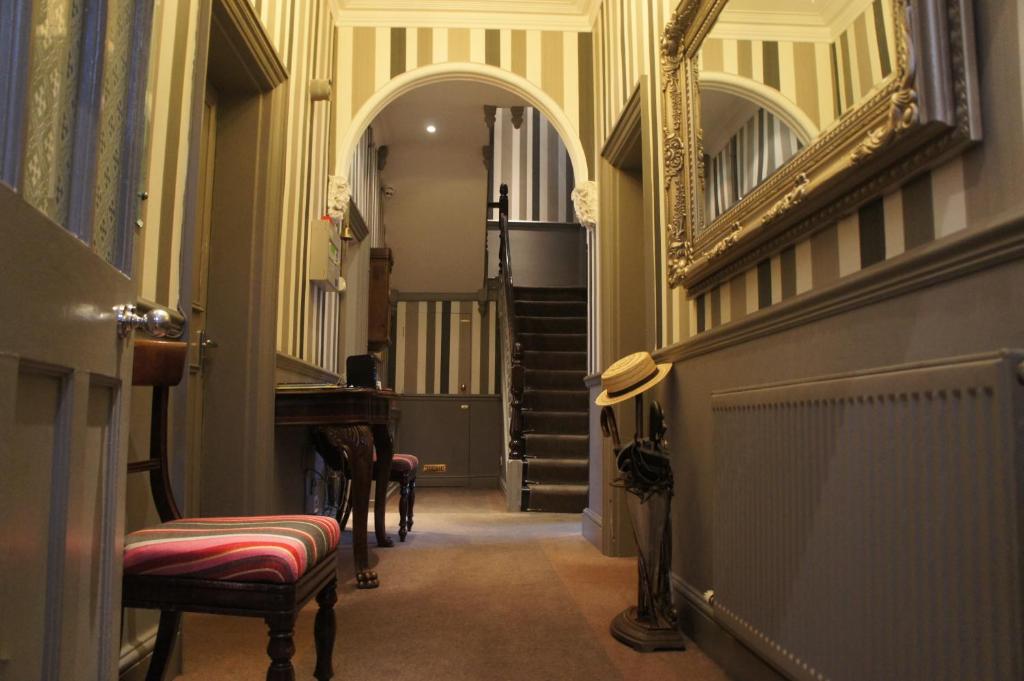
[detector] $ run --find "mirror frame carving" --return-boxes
[661,0,981,294]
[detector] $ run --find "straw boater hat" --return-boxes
[595,351,672,406]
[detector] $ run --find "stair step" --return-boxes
[525,483,588,513]
[524,369,586,390]
[517,332,587,352]
[523,389,589,412]
[522,350,586,370]
[525,458,588,485]
[524,433,589,458]
[515,300,586,317]
[523,410,588,435]
[518,315,586,334]
[513,286,587,302]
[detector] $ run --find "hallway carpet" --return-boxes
[175,489,730,681]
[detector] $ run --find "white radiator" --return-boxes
[711,352,1023,681]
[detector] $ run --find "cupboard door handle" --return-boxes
[460,404,470,410]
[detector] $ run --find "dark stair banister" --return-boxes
[489,184,525,460]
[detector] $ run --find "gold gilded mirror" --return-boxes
[662,0,981,293]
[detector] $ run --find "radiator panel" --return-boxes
[711,353,1023,681]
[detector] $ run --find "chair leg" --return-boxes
[265,613,296,681]
[314,580,338,681]
[398,473,410,541]
[146,610,181,681]
[407,476,416,533]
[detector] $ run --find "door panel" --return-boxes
[185,84,218,514]
[398,398,471,484]
[60,380,116,681]
[0,363,62,681]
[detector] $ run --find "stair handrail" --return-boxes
[489,184,525,461]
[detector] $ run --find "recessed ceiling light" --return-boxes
[426,124,437,134]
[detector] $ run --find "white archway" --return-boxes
[700,71,820,144]
[337,62,591,184]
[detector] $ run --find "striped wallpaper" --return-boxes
[331,24,596,179]
[138,0,203,307]
[591,0,680,352]
[595,0,680,144]
[489,107,576,223]
[136,0,343,371]
[305,126,386,371]
[701,0,895,134]
[389,299,500,396]
[686,155,968,337]
[705,109,803,221]
[349,125,386,247]
[274,0,338,372]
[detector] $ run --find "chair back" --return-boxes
[129,340,188,522]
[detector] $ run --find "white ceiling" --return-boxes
[372,80,527,147]
[331,0,600,30]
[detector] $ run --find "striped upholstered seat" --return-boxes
[391,452,419,472]
[124,515,341,584]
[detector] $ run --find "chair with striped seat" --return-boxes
[390,453,418,541]
[124,340,339,681]
[335,451,417,542]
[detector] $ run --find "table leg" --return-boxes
[371,423,395,548]
[316,425,378,589]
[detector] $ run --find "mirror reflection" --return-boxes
[697,0,898,231]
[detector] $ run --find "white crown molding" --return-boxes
[714,0,876,43]
[580,0,602,27]
[332,11,592,31]
[331,0,592,31]
[710,19,831,44]
[827,0,879,41]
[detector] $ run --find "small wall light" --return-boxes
[425,124,437,134]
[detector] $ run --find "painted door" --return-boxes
[185,83,219,513]
[0,1,154,679]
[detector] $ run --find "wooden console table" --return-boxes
[275,384,395,589]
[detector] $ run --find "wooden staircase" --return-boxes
[514,286,589,513]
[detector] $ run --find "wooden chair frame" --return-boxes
[125,340,338,681]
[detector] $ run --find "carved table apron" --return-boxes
[275,386,395,589]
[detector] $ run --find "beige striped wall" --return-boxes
[490,107,576,223]
[273,0,338,371]
[136,0,344,373]
[331,24,596,182]
[349,125,386,247]
[586,2,992,350]
[138,0,204,307]
[593,0,678,351]
[701,0,895,134]
[595,0,678,144]
[390,299,499,396]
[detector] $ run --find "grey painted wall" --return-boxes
[393,395,502,487]
[486,222,587,288]
[657,255,1024,592]
[384,142,488,293]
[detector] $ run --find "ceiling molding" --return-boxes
[710,20,831,44]
[331,0,593,31]
[580,0,602,27]
[715,0,876,43]
[332,11,592,31]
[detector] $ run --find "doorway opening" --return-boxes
[339,77,592,515]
